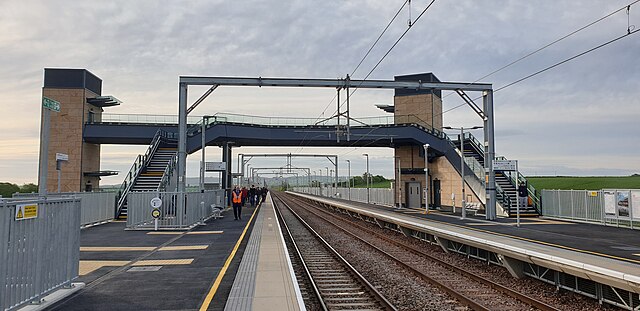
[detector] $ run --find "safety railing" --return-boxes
[541,189,639,230]
[11,192,116,227]
[495,156,541,213]
[0,196,81,311]
[292,187,394,206]
[126,190,225,230]
[157,154,178,191]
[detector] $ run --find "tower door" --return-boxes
[406,182,421,208]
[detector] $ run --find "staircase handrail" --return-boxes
[115,129,167,216]
[494,156,541,213]
[463,132,484,156]
[157,153,178,191]
[114,154,144,216]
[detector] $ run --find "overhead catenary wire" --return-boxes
[341,2,640,159]
[309,0,410,127]
[438,1,640,117]
[296,0,412,153]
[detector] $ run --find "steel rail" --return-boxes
[283,193,560,311]
[272,193,398,311]
[272,195,328,311]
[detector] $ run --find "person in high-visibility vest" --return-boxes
[232,186,243,220]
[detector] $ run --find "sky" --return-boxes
[0,0,639,185]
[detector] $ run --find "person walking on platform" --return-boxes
[249,185,256,207]
[241,186,248,206]
[518,182,528,208]
[232,186,243,220]
[261,187,268,204]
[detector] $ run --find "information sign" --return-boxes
[15,203,38,220]
[56,153,69,161]
[150,197,162,208]
[151,208,161,219]
[493,160,517,171]
[205,162,227,172]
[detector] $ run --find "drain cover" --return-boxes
[128,266,162,272]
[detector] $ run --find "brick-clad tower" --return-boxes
[38,69,106,192]
[393,73,442,208]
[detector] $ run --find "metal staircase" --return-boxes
[115,130,178,219]
[455,133,540,217]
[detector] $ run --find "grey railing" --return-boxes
[495,156,541,213]
[115,129,168,216]
[126,190,225,230]
[157,154,178,191]
[292,187,394,206]
[11,192,116,226]
[0,196,81,311]
[541,189,639,230]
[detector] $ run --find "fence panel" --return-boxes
[1,197,81,311]
[542,189,638,230]
[11,192,116,227]
[127,190,224,230]
[292,187,393,206]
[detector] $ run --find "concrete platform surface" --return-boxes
[47,203,261,311]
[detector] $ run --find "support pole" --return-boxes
[200,117,206,192]
[483,90,496,220]
[177,83,188,220]
[423,144,430,214]
[38,107,50,194]
[460,127,465,218]
[346,160,351,200]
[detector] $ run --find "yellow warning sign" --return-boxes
[589,191,599,197]
[15,204,38,220]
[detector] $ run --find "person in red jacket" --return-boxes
[241,186,248,206]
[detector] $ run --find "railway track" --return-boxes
[276,192,560,311]
[272,194,397,311]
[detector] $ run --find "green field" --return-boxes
[526,176,640,190]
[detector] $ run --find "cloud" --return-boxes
[0,0,638,184]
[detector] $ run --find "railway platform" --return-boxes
[47,202,262,311]
[288,191,640,309]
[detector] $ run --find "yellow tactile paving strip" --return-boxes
[146,230,224,235]
[133,259,194,266]
[81,246,156,252]
[79,259,194,275]
[159,245,209,251]
[80,245,209,252]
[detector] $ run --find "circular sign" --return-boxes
[150,197,162,208]
[151,208,161,219]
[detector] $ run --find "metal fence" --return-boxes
[126,190,225,230]
[292,187,394,206]
[542,189,639,230]
[1,196,81,311]
[12,192,116,227]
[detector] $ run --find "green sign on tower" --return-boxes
[42,97,60,112]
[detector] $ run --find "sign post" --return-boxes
[493,159,520,227]
[39,97,61,194]
[150,197,162,231]
[55,153,68,193]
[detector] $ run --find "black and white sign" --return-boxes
[205,162,226,172]
[493,160,517,171]
[150,197,163,208]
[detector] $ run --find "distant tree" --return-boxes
[0,182,20,198]
[20,183,38,193]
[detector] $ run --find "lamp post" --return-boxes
[319,169,323,196]
[345,160,351,200]
[422,145,429,214]
[395,156,401,208]
[363,153,370,204]
[444,125,483,219]
[329,169,334,196]
[200,116,212,192]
